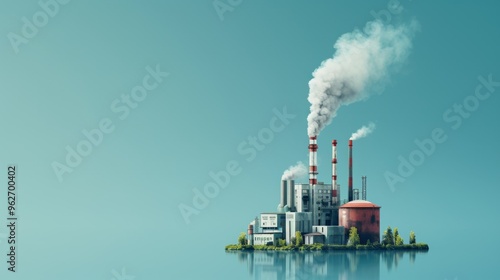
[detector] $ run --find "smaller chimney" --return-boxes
[287,180,295,212]
[332,139,338,205]
[247,224,254,245]
[280,180,287,210]
[309,136,318,186]
[362,176,367,201]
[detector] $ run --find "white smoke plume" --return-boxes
[350,122,376,141]
[281,161,307,181]
[307,20,418,137]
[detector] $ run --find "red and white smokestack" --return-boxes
[348,139,353,202]
[247,224,254,245]
[309,136,318,186]
[332,139,338,205]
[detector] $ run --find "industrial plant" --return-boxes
[245,137,381,246]
[237,19,418,248]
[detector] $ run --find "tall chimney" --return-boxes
[332,139,338,205]
[280,180,287,210]
[287,179,295,211]
[309,136,318,186]
[348,139,353,202]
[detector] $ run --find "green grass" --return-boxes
[225,243,429,251]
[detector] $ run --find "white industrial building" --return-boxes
[311,226,345,245]
[285,212,313,245]
[253,233,282,246]
[247,180,345,246]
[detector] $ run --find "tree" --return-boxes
[295,231,303,246]
[395,235,404,246]
[278,239,286,247]
[382,226,394,246]
[347,227,360,246]
[238,232,247,245]
[366,239,371,246]
[409,231,416,244]
[394,228,404,245]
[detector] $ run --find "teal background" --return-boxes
[0,1,499,279]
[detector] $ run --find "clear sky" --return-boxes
[0,1,499,279]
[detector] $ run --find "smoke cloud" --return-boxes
[307,20,418,137]
[350,122,376,141]
[281,161,307,180]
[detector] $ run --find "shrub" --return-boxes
[382,226,394,246]
[409,231,416,244]
[395,235,404,246]
[356,245,368,250]
[278,239,286,247]
[237,232,247,245]
[348,227,361,246]
[295,231,303,246]
[311,243,326,251]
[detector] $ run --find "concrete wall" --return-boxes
[312,226,345,245]
[311,183,335,226]
[305,234,325,245]
[253,233,281,246]
[295,183,337,226]
[294,184,311,212]
[285,212,313,245]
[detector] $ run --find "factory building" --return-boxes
[253,233,282,246]
[293,182,337,226]
[285,212,313,244]
[304,232,325,245]
[246,137,381,246]
[260,213,286,234]
[311,226,345,245]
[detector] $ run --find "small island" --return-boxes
[227,141,430,252]
[226,226,429,252]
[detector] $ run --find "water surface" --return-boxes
[226,250,429,280]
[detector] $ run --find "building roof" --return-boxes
[304,232,325,236]
[340,200,381,208]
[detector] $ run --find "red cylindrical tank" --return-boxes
[339,200,380,244]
